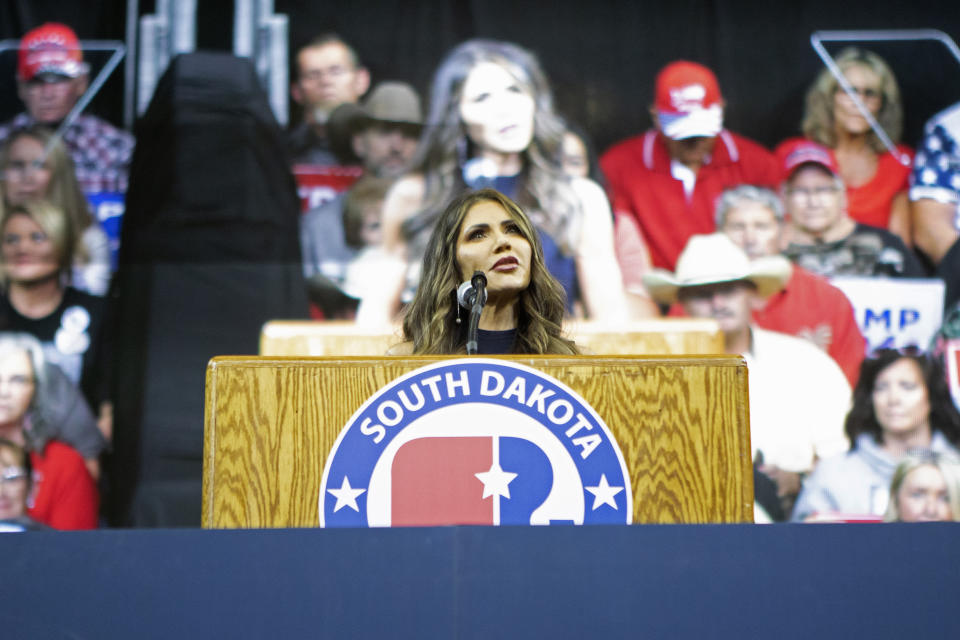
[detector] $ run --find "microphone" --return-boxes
[457,273,488,309]
[459,271,487,355]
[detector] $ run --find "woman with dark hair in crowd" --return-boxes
[793,348,960,521]
[883,450,960,522]
[389,188,578,355]
[0,125,111,295]
[359,39,630,325]
[0,332,97,529]
[0,200,112,439]
[780,48,912,243]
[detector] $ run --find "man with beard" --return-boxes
[714,185,866,387]
[644,233,851,520]
[300,82,422,317]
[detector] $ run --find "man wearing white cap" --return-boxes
[714,184,866,388]
[644,233,851,520]
[601,60,779,276]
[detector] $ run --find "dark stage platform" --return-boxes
[1,523,957,638]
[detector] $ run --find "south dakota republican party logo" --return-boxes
[319,359,632,526]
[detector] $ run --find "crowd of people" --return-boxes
[2,21,960,529]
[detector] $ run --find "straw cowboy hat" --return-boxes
[643,233,792,305]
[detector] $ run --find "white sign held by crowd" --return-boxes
[830,277,944,352]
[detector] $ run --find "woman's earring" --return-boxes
[456,301,462,325]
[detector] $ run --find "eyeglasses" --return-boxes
[785,186,840,201]
[300,66,351,83]
[836,86,882,102]
[869,346,926,359]
[0,467,27,485]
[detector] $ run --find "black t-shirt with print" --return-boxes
[0,287,110,410]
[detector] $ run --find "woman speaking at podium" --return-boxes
[389,188,578,355]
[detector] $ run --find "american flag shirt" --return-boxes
[0,112,134,194]
[910,102,960,228]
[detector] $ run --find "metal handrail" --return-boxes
[0,40,126,160]
[811,29,960,167]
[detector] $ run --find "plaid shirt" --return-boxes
[0,112,135,194]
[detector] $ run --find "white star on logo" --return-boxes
[585,474,624,511]
[327,476,366,513]
[475,463,518,500]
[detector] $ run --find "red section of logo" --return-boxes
[390,437,493,526]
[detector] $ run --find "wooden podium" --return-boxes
[202,355,753,527]
[259,319,724,356]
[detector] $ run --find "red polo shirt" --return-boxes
[602,129,780,270]
[752,266,866,388]
[669,265,866,387]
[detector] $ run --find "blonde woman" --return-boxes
[778,48,912,243]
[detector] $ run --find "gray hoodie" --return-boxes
[791,431,959,521]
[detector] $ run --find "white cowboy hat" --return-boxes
[643,233,791,304]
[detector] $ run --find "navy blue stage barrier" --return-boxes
[1,524,957,638]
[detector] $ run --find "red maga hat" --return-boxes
[777,139,839,183]
[654,61,724,140]
[18,23,87,82]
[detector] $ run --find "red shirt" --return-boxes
[670,266,866,387]
[28,440,98,530]
[752,266,866,388]
[602,129,780,270]
[776,138,913,230]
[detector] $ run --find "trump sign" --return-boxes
[319,359,632,527]
[831,276,944,352]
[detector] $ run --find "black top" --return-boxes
[476,328,517,355]
[0,287,109,410]
[287,122,338,166]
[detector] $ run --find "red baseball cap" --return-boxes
[18,23,87,82]
[777,139,839,183]
[654,61,724,140]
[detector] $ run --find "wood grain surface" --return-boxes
[259,319,724,356]
[203,355,752,528]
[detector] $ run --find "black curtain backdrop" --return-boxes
[1,1,958,153]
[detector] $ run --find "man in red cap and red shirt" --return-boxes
[0,23,134,195]
[602,60,780,285]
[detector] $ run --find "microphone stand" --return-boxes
[465,271,487,355]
